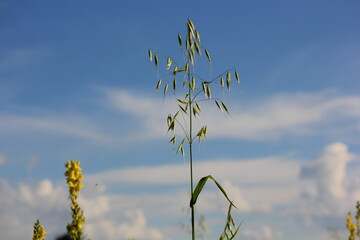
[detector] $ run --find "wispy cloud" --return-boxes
[0,113,110,143]
[103,88,360,141]
[0,47,52,72]
[0,153,6,165]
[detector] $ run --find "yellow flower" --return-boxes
[32,219,46,240]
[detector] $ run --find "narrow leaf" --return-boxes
[183,80,187,88]
[220,77,224,88]
[190,175,235,208]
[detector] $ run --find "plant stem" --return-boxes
[188,72,195,240]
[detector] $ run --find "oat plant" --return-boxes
[149,19,241,240]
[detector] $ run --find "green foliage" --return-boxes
[149,19,240,240]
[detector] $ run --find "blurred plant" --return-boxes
[32,219,47,240]
[219,204,241,240]
[149,19,240,240]
[346,201,360,240]
[65,160,86,240]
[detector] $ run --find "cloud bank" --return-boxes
[1,143,358,240]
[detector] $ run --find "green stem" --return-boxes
[188,72,195,240]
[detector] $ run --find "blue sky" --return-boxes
[0,0,360,239]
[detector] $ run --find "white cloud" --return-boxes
[103,89,360,141]
[0,153,6,165]
[0,113,109,143]
[85,208,163,240]
[86,156,300,187]
[0,179,68,240]
[301,142,353,201]
[1,89,358,146]
[1,143,358,240]
[242,225,283,240]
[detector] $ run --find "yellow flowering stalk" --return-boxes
[357,201,360,238]
[346,201,360,240]
[32,219,46,240]
[65,160,85,240]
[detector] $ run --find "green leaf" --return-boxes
[190,175,235,208]
[183,80,187,88]
[156,79,162,91]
